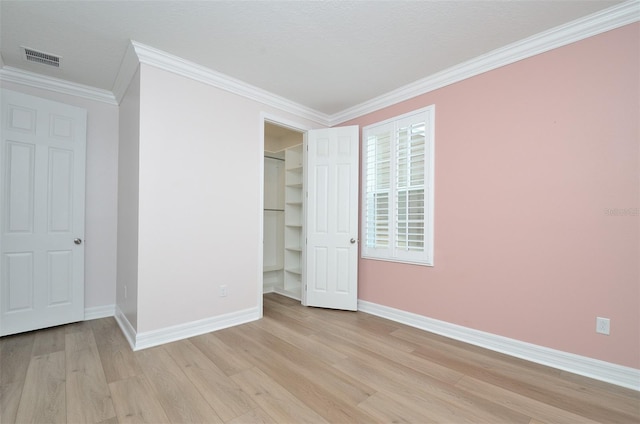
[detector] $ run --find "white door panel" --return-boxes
[1,89,86,336]
[305,126,359,311]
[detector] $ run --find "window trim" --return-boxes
[361,105,435,266]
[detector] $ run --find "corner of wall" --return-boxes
[117,306,260,351]
[114,305,137,350]
[112,41,141,104]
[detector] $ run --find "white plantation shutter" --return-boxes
[362,106,434,266]
[364,123,392,249]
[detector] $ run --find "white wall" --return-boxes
[2,56,323,340]
[0,81,119,313]
[134,64,322,333]
[116,67,141,329]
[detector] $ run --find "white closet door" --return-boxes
[305,126,359,311]
[1,89,87,336]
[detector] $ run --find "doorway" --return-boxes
[263,120,305,300]
[260,116,360,312]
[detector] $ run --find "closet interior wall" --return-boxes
[263,123,304,299]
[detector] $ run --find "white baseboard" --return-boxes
[272,287,301,301]
[84,304,116,320]
[114,306,137,350]
[114,306,261,351]
[358,300,640,391]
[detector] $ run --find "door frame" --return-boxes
[258,112,315,316]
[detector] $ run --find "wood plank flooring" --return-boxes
[1,293,638,423]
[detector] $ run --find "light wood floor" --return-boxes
[1,294,638,424]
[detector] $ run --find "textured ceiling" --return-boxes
[0,0,625,115]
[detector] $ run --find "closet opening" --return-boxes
[263,121,305,301]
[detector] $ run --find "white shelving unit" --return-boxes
[282,144,304,299]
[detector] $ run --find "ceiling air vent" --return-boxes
[22,47,61,68]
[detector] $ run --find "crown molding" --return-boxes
[128,41,331,127]
[111,41,140,104]
[0,66,118,105]
[330,0,640,125]
[2,0,636,123]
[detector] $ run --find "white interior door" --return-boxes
[1,89,87,336]
[304,126,359,310]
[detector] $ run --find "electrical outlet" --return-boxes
[219,285,228,298]
[596,317,610,335]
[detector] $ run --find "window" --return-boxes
[361,106,434,266]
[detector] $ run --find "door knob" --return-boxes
[74,238,82,245]
[350,238,356,244]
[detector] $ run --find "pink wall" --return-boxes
[344,23,639,369]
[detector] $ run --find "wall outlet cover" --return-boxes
[596,317,610,335]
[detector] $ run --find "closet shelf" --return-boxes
[284,143,304,298]
[263,265,283,272]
